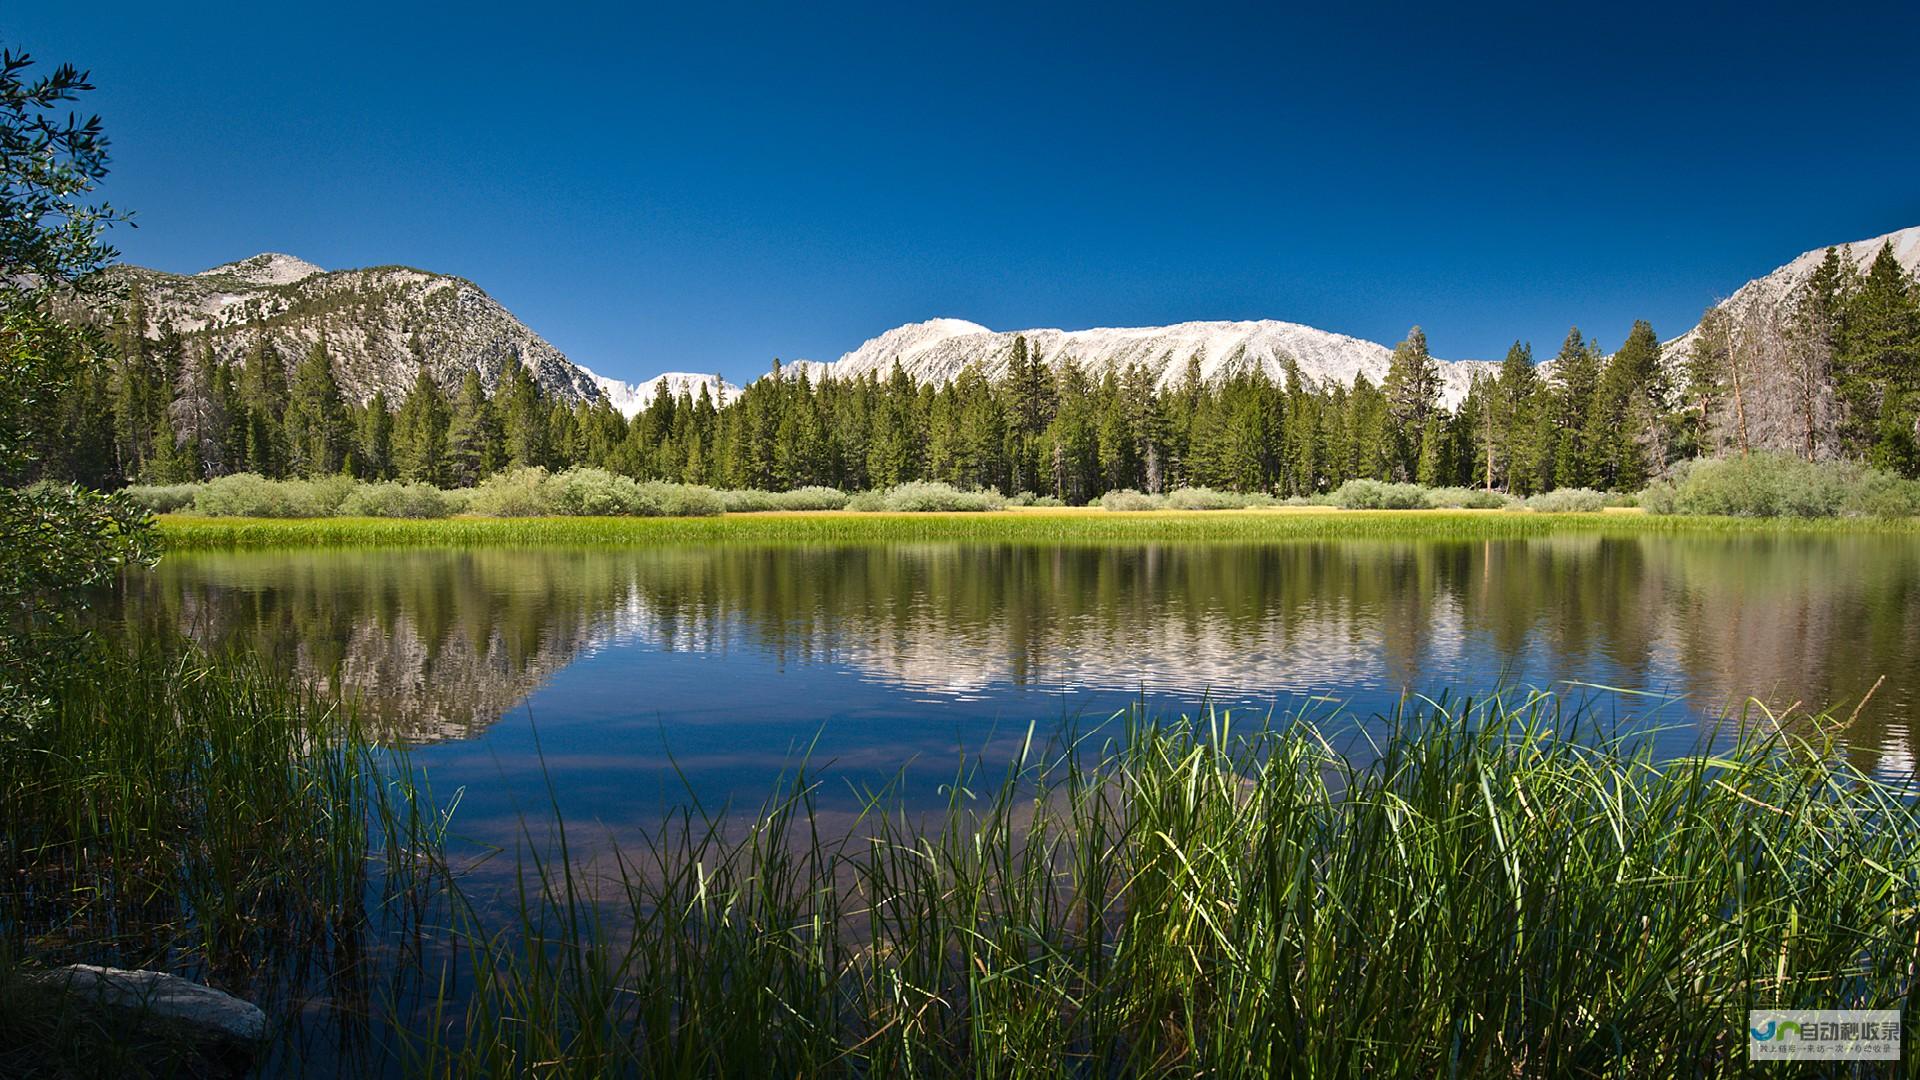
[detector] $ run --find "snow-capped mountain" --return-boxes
[1662,224,1920,359]
[99,225,1920,421]
[589,371,743,419]
[782,317,1498,407]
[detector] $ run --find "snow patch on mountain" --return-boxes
[779,318,1496,407]
[586,370,743,418]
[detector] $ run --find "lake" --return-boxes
[116,532,1920,852]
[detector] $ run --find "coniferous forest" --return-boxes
[27,242,1920,502]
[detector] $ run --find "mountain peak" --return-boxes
[197,252,327,287]
[586,369,743,418]
[802,316,1495,407]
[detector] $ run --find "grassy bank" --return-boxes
[155,506,1920,549]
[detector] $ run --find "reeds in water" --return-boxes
[409,694,1920,1077]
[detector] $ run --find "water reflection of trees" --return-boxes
[118,538,1920,774]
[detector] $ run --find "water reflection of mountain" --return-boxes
[122,550,649,742]
[119,538,1920,775]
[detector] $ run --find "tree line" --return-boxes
[30,243,1920,500]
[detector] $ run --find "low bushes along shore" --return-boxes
[123,454,1920,522]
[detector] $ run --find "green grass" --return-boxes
[0,642,443,1076]
[10,641,1920,1076]
[155,507,1920,550]
[406,695,1920,1077]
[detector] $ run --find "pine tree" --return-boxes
[1547,328,1601,488]
[1587,320,1665,489]
[357,390,394,480]
[446,366,503,485]
[237,337,288,476]
[1381,326,1441,480]
[1046,361,1098,502]
[169,341,228,479]
[1775,247,1846,461]
[1835,242,1920,474]
[498,353,550,469]
[1002,335,1055,493]
[1346,374,1391,481]
[1491,342,1539,492]
[393,364,450,484]
[283,336,348,476]
[109,290,164,481]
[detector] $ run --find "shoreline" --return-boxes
[152,506,1920,550]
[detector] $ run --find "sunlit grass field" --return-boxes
[153,505,1920,549]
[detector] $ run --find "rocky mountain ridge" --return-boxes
[91,223,1920,419]
[1659,224,1920,361]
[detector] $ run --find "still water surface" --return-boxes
[117,534,1920,846]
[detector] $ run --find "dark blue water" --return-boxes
[118,535,1920,857]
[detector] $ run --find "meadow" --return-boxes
[154,504,1920,550]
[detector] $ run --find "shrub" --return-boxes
[720,486,850,512]
[1840,469,1920,518]
[1006,492,1065,508]
[1100,489,1164,512]
[1425,486,1514,510]
[337,481,461,518]
[465,468,556,517]
[853,482,1005,512]
[1330,479,1430,510]
[1165,487,1252,511]
[550,468,645,516]
[1644,454,1920,519]
[122,483,201,513]
[193,473,356,517]
[636,481,725,517]
[1524,488,1609,513]
[1637,481,1678,515]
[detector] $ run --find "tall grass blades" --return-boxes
[154,505,1920,550]
[405,695,1920,1077]
[0,643,443,1075]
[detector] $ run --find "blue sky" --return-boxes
[12,3,1920,382]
